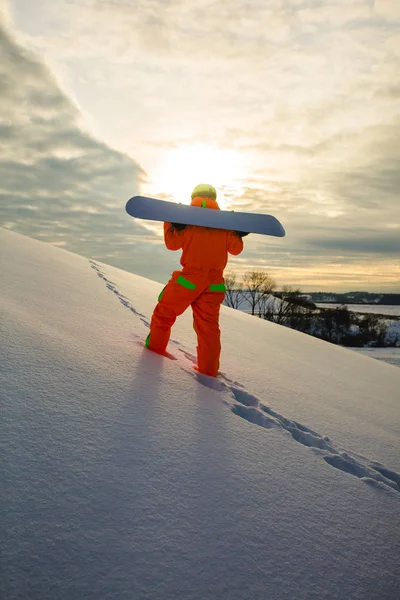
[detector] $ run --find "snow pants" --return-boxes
[146,268,226,377]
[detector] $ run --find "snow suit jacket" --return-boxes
[163,196,243,272]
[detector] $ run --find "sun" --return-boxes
[147,144,246,208]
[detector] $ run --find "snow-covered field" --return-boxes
[1,229,400,600]
[351,347,400,368]
[316,303,400,316]
[226,297,400,318]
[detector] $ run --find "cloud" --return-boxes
[0,21,181,282]
[374,0,400,20]
[308,231,400,254]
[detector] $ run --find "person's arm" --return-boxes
[164,222,185,250]
[227,231,244,255]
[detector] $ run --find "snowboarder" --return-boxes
[145,184,248,377]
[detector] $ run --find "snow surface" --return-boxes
[316,303,400,317]
[1,228,400,600]
[351,347,400,368]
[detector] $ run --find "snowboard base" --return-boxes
[126,196,285,237]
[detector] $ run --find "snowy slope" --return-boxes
[1,228,399,600]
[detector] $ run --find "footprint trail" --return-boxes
[90,261,150,328]
[90,260,400,495]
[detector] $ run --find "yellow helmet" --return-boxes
[191,184,217,200]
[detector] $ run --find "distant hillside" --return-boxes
[378,294,400,305]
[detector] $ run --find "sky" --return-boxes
[0,0,399,292]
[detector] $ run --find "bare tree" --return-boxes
[259,293,279,320]
[242,271,276,315]
[272,286,316,329]
[224,273,245,309]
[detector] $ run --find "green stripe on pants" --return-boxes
[209,283,226,292]
[176,275,196,290]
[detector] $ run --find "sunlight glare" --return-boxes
[149,145,246,208]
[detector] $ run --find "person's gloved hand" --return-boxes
[171,222,187,231]
[234,231,250,237]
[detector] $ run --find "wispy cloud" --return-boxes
[0,19,183,281]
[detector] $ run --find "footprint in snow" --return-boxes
[177,349,245,389]
[91,261,149,323]
[229,387,399,494]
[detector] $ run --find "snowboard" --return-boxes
[126,196,285,237]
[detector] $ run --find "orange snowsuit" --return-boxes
[146,196,244,377]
